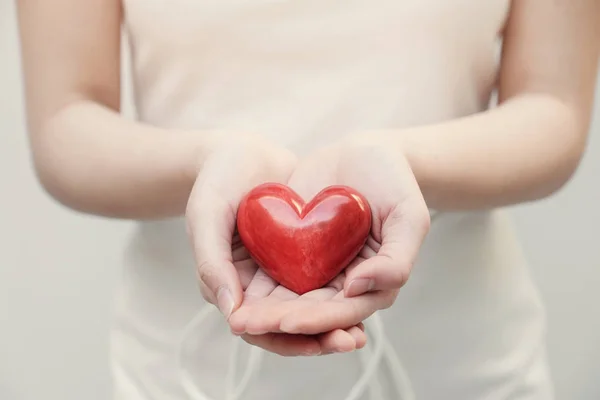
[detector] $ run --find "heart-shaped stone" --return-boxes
[236,183,372,295]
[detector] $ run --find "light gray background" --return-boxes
[1,1,599,399]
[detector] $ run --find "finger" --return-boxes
[346,326,368,350]
[243,296,301,335]
[345,197,430,296]
[244,285,341,335]
[244,269,278,301]
[231,234,243,251]
[241,329,364,357]
[241,333,322,357]
[230,246,259,289]
[198,280,216,305]
[359,236,380,258]
[317,329,358,354]
[229,285,299,334]
[229,295,291,335]
[236,259,260,290]
[269,285,301,300]
[279,290,396,335]
[300,286,338,300]
[187,184,242,320]
[249,286,340,334]
[323,271,346,292]
[231,245,249,262]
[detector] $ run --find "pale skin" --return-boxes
[17,0,600,357]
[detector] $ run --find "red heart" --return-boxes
[236,183,372,295]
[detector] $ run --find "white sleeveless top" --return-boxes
[112,1,554,399]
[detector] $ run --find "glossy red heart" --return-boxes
[236,183,372,295]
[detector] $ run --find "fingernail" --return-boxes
[348,327,366,349]
[302,348,321,356]
[346,278,375,297]
[216,286,234,320]
[230,322,246,335]
[280,320,299,334]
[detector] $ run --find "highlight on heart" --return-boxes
[236,182,372,295]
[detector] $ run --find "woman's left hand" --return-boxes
[229,137,431,350]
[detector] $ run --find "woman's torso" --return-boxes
[111,1,553,399]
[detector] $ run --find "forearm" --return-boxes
[33,100,221,219]
[378,94,590,210]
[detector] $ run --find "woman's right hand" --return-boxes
[186,134,295,318]
[186,134,366,356]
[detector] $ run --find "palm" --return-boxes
[229,144,413,351]
[231,232,368,355]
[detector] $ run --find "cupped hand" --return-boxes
[185,134,366,356]
[228,137,431,341]
[234,262,367,356]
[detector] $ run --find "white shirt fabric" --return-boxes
[112,0,554,399]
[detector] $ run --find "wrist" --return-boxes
[185,131,264,180]
[339,128,434,204]
[338,129,421,168]
[187,131,295,184]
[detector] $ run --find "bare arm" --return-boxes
[376,0,600,210]
[16,0,223,219]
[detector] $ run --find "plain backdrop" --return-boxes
[1,1,599,399]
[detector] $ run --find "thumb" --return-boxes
[187,182,242,320]
[344,197,431,297]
